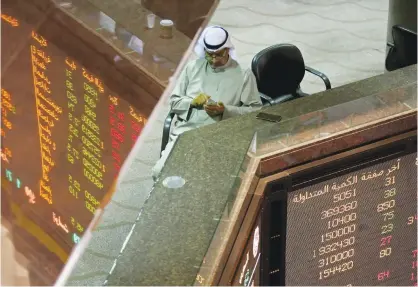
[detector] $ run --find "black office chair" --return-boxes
[385,25,417,71]
[251,44,331,106]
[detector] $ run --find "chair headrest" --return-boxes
[251,44,305,98]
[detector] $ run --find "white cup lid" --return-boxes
[160,19,174,26]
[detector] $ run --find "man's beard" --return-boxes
[210,60,223,67]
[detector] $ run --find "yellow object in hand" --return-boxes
[191,93,210,107]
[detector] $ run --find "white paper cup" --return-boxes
[147,13,156,29]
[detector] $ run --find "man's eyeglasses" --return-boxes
[205,48,227,59]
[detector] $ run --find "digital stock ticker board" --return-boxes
[1,0,151,283]
[260,135,417,286]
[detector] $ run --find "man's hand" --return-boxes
[191,93,210,108]
[204,102,225,117]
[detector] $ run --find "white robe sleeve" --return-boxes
[222,69,262,119]
[169,62,193,121]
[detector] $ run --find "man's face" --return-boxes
[205,48,229,67]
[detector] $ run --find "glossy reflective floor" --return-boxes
[210,0,389,93]
[1,224,31,286]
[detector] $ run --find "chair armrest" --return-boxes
[305,65,331,90]
[161,112,175,155]
[270,94,295,105]
[260,93,273,106]
[261,92,295,106]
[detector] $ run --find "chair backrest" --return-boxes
[385,25,417,71]
[251,44,305,100]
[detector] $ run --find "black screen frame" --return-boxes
[260,131,417,286]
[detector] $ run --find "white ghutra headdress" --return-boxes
[194,25,238,60]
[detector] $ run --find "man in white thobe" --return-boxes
[152,26,262,179]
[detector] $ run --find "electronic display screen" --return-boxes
[285,150,417,285]
[1,0,153,284]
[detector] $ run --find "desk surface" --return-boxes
[101,66,416,285]
[53,0,195,87]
